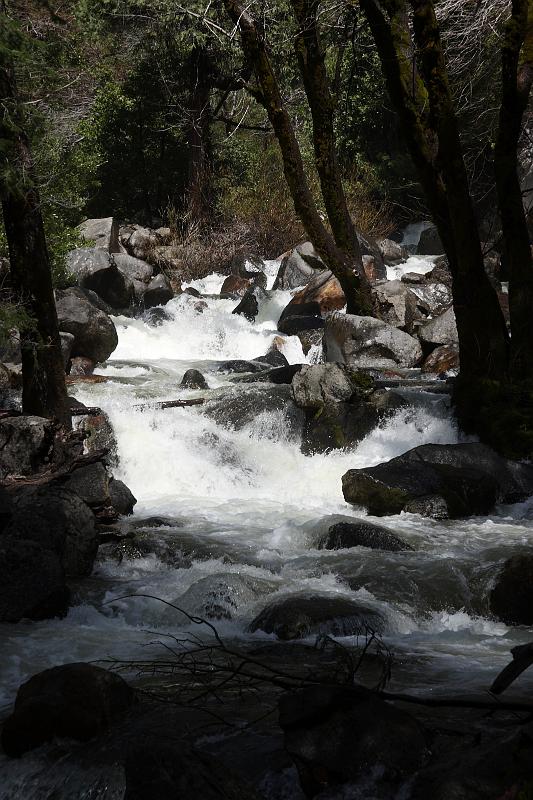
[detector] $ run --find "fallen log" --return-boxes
[490,642,533,695]
[70,406,103,417]
[134,398,205,411]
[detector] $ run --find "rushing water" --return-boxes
[2,263,533,721]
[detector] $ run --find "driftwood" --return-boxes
[2,448,108,492]
[490,643,533,695]
[70,406,103,417]
[134,398,205,411]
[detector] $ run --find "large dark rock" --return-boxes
[490,553,533,625]
[422,343,459,375]
[124,745,265,800]
[281,271,345,317]
[292,363,356,409]
[249,594,385,640]
[0,538,69,623]
[279,685,428,798]
[143,273,173,308]
[4,485,98,577]
[109,477,137,516]
[55,288,118,363]
[324,311,422,370]
[181,368,209,389]
[377,238,408,264]
[66,248,133,308]
[76,411,118,467]
[273,241,326,290]
[202,385,305,440]
[342,442,533,518]
[0,415,55,479]
[64,461,110,508]
[220,274,252,296]
[1,663,135,757]
[318,520,413,551]
[417,223,443,255]
[232,285,269,322]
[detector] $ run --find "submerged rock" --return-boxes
[342,442,533,518]
[490,553,533,625]
[175,573,276,621]
[2,663,135,757]
[181,368,209,389]
[249,594,385,640]
[317,520,413,552]
[279,685,428,798]
[203,384,305,439]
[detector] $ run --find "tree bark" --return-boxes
[494,0,533,380]
[361,0,509,381]
[289,0,371,307]
[185,46,213,230]
[223,0,370,314]
[0,32,71,427]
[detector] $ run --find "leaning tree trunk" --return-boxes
[185,46,213,231]
[289,0,371,307]
[0,44,71,427]
[223,0,371,314]
[361,0,509,381]
[494,0,533,381]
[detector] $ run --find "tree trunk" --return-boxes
[223,0,370,314]
[185,47,213,231]
[361,0,509,381]
[0,40,71,427]
[289,0,371,308]
[494,0,533,380]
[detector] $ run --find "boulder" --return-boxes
[143,273,173,308]
[232,285,269,322]
[66,248,133,308]
[55,288,118,363]
[324,312,423,370]
[203,385,305,440]
[279,685,428,798]
[417,223,443,255]
[217,359,272,374]
[253,341,289,368]
[418,307,458,349]
[301,400,381,455]
[273,241,325,290]
[284,270,345,315]
[342,442,533,518]
[0,538,69,624]
[220,274,252,296]
[109,478,137,516]
[76,412,118,466]
[371,280,425,331]
[180,368,209,389]
[292,363,355,409]
[113,253,153,284]
[120,225,159,260]
[422,344,459,375]
[124,745,265,800]
[249,594,385,640]
[5,485,98,577]
[362,253,386,282]
[143,307,172,326]
[0,415,55,479]
[278,300,324,336]
[63,461,110,508]
[317,520,413,551]
[78,217,120,253]
[297,329,323,356]
[377,238,409,264]
[1,663,135,757]
[490,554,533,625]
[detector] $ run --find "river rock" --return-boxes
[124,744,265,800]
[66,248,133,308]
[377,238,409,264]
[60,332,75,368]
[317,520,413,551]
[175,573,275,621]
[324,311,423,370]
[143,273,173,308]
[249,594,385,640]
[371,279,424,331]
[279,685,428,798]
[490,553,533,625]
[302,401,381,455]
[4,484,98,577]
[418,307,458,349]
[220,274,251,296]
[422,343,459,375]
[278,301,324,336]
[273,242,326,290]
[109,478,137,516]
[232,285,269,322]
[143,306,172,326]
[180,368,209,389]
[121,225,160,260]
[417,223,443,255]
[292,363,355,409]
[0,415,55,479]
[64,461,110,508]
[1,663,135,757]
[342,442,533,518]
[56,288,118,363]
[69,356,96,376]
[77,411,118,466]
[78,217,121,253]
[203,385,305,440]
[297,329,323,356]
[283,270,345,315]
[113,253,152,283]
[0,538,69,624]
